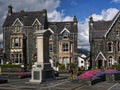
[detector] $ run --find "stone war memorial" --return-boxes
[30,30,55,83]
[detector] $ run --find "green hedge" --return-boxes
[58,64,66,70]
[112,64,120,71]
[0,64,21,68]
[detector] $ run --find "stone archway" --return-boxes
[98,59,102,69]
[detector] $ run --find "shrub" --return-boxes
[0,64,21,68]
[112,64,120,71]
[77,71,84,76]
[58,64,65,70]
[69,63,77,69]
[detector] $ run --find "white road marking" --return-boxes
[40,80,70,89]
[107,83,119,90]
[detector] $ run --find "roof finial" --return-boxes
[89,14,93,23]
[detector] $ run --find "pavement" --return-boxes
[0,73,120,90]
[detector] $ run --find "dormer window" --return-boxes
[63,31,69,39]
[14,26,22,33]
[49,35,53,40]
[33,24,40,30]
[12,18,23,33]
[32,19,43,31]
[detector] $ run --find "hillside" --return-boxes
[78,48,90,56]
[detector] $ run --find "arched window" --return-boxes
[118,42,120,51]
[109,56,113,66]
[49,35,53,40]
[63,31,69,39]
[108,42,113,52]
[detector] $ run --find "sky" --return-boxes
[0,0,119,50]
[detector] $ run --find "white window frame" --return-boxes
[62,43,68,52]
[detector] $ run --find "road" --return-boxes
[0,74,120,90]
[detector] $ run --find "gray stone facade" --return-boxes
[89,11,120,69]
[3,5,78,66]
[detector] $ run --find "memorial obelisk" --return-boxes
[30,30,54,83]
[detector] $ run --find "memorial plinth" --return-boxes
[30,30,54,83]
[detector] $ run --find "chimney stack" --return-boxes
[8,5,13,15]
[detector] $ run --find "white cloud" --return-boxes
[0,0,119,51]
[78,19,90,50]
[63,16,73,21]
[1,0,60,12]
[112,0,120,3]
[48,10,64,22]
[92,8,119,21]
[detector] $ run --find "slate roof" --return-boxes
[3,10,47,27]
[3,9,77,34]
[92,20,112,39]
[93,20,113,30]
[48,21,77,34]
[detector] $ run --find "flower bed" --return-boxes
[72,69,118,85]
[16,72,31,79]
[105,69,120,82]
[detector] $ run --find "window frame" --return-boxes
[63,31,69,40]
[62,43,69,52]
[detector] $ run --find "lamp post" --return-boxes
[22,35,27,71]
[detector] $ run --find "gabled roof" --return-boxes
[32,18,41,26]
[92,20,113,39]
[48,21,77,33]
[48,28,54,34]
[3,10,47,27]
[95,51,106,61]
[12,18,23,26]
[104,11,120,37]
[60,27,70,34]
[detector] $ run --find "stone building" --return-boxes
[89,11,120,69]
[3,5,78,66]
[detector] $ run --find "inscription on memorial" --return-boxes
[33,71,40,80]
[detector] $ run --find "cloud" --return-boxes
[0,0,119,51]
[112,0,120,3]
[48,10,64,22]
[1,0,60,12]
[63,16,73,21]
[92,8,119,21]
[78,19,90,50]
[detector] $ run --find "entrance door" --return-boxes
[98,60,102,69]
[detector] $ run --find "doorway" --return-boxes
[98,60,102,69]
